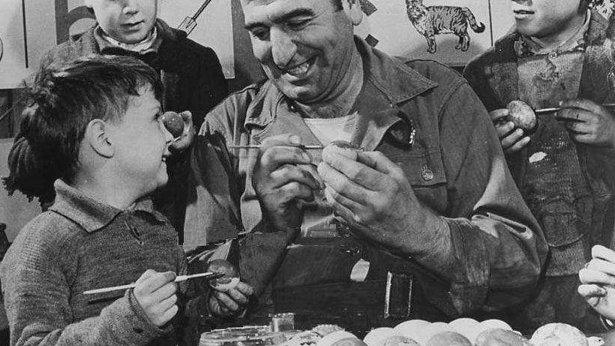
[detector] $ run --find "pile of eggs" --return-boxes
[357,319,603,346]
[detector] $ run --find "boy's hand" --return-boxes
[170,111,195,152]
[208,281,254,317]
[489,108,530,154]
[578,245,615,321]
[556,99,615,148]
[133,270,178,327]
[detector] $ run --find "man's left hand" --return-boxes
[208,281,254,318]
[317,145,448,258]
[556,99,615,148]
[170,111,195,152]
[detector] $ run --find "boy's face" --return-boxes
[242,0,358,103]
[85,0,157,44]
[108,87,172,196]
[511,0,585,39]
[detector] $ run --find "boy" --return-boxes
[5,0,229,239]
[464,0,615,332]
[0,56,252,345]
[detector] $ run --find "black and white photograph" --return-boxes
[1,0,615,345]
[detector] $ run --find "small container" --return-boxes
[270,312,295,332]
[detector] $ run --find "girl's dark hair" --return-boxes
[22,55,162,185]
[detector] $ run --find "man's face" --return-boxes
[242,0,357,103]
[511,0,584,39]
[108,87,172,196]
[85,0,157,44]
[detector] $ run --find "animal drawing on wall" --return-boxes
[404,0,485,54]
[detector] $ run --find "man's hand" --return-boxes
[208,281,254,318]
[170,111,195,152]
[317,145,449,259]
[133,270,178,327]
[556,99,615,148]
[489,108,530,154]
[252,134,323,236]
[578,245,615,321]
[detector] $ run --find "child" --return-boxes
[0,55,252,345]
[5,0,229,239]
[463,0,615,332]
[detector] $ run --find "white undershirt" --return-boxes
[302,112,356,146]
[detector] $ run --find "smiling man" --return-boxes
[464,0,615,332]
[189,0,547,331]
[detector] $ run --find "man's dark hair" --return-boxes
[22,55,162,184]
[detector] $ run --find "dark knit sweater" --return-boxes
[1,180,209,345]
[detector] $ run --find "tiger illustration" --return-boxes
[405,0,485,53]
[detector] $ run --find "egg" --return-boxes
[475,328,530,346]
[394,319,431,338]
[425,331,472,346]
[530,323,588,346]
[160,111,184,138]
[448,318,479,341]
[363,327,397,346]
[506,100,537,132]
[206,259,240,291]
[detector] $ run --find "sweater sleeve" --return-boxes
[1,234,166,345]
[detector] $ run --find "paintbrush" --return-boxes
[83,272,224,295]
[535,103,615,114]
[228,144,324,150]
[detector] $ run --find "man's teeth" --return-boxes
[286,61,310,76]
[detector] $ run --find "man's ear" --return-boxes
[342,0,363,26]
[85,119,114,158]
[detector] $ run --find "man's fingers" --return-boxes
[560,99,604,114]
[319,152,383,191]
[579,268,615,286]
[260,146,313,172]
[495,122,515,139]
[278,181,314,202]
[501,129,525,149]
[213,291,240,311]
[489,108,510,123]
[225,288,250,305]
[234,282,255,297]
[324,186,364,224]
[318,162,374,205]
[150,282,178,302]
[586,258,615,277]
[504,136,530,154]
[136,269,156,285]
[269,164,321,190]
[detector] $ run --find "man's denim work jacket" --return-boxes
[185,38,548,321]
[463,10,615,277]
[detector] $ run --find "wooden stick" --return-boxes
[535,103,615,114]
[83,272,223,295]
[228,144,324,150]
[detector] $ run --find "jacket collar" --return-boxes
[488,9,611,108]
[243,36,436,130]
[49,180,166,233]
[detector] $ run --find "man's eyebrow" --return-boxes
[244,8,315,31]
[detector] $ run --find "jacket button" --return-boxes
[421,165,434,181]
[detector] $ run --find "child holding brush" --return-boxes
[463,0,615,333]
[0,56,252,345]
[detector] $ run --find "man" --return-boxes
[463,0,615,332]
[187,0,547,331]
[5,0,228,240]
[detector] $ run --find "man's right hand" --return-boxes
[578,245,615,321]
[490,108,530,154]
[252,134,323,236]
[133,270,178,327]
